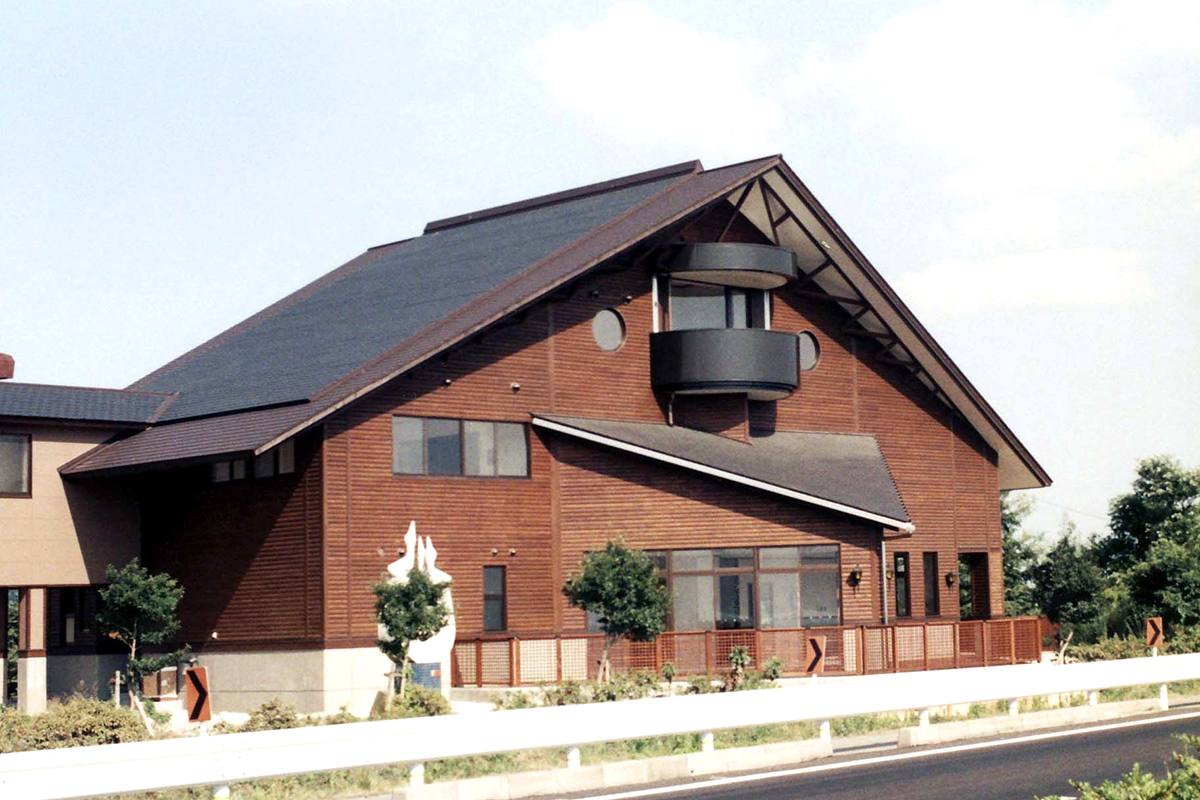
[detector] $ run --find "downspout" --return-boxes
[880,536,889,625]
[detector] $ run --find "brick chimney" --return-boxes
[0,353,13,380]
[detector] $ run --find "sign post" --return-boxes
[805,635,826,676]
[186,666,212,724]
[1147,617,1167,710]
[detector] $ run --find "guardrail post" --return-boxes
[918,708,930,727]
[1007,698,1019,716]
[212,784,231,799]
[409,762,425,787]
[1153,646,1169,710]
[567,746,581,768]
[701,731,715,752]
[1088,690,1098,707]
[818,720,831,741]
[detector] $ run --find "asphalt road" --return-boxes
[575,710,1200,800]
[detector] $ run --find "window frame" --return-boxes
[392,416,530,479]
[482,565,507,632]
[0,432,32,498]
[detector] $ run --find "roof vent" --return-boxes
[0,353,12,380]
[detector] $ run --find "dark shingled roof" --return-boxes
[65,158,782,476]
[0,382,173,425]
[130,169,692,423]
[532,414,911,528]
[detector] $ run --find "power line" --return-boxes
[1036,498,1109,522]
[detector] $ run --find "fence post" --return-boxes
[556,637,563,683]
[1009,619,1016,664]
[705,631,714,675]
[858,627,866,675]
[476,639,483,688]
[891,626,899,672]
[511,638,520,687]
[953,623,960,669]
[983,623,991,665]
[754,629,763,670]
[922,624,929,671]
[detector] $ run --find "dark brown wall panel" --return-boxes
[551,436,883,628]
[140,431,324,647]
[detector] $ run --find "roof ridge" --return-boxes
[422,160,703,234]
[0,381,174,398]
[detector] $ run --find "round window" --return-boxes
[592,308,626,352]
[797,331,820,371]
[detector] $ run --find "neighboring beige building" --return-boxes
[1,379,167,712]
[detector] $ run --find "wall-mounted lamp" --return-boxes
[510,382,521,392]
[847,568,863,587]
[509,548,517,556]
[588,289,601,299]
[623,294,633,304]
[443,378,452,386]
[491,548,499,555]
[945,571,957,587]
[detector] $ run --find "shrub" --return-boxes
[540,680,590,706]
[660,662,677,683]
[240,698,301,732]
[377,684,452,719]
[761,657,784,681]
[683,675,720,694]
[0,696,149,753]
[493,691,539,711]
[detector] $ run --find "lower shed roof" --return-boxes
[531,414,913,532]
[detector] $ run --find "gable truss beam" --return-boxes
[795,259,833,289]
[717,182,756,243]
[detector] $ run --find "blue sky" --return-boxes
[2,1,1197,539]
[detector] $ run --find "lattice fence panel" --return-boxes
[896,626,926,671]
[841,628,859,674]
[926,623,956,669]
[662,633,708,676]
[453,642,477,686]
[713,630,758,671]
[987,622,1013,665]
[480,641,511,685]
[560,638,589,680]
[863,627,894,673]
[760,629,804,673]
[519,639,558,684]
[957,622,984,667]
[1014,619,1042,662]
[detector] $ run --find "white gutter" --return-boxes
[533,416,916,533]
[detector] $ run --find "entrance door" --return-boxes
[957,553,991,620]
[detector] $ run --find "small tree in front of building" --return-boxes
[374,568,450,699]
[96,559,187,698]
[563,542,671,683]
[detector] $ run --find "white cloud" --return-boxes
[953,196,1061,247]
[894,247,1151,313]
[788,0,1200,199]
[529,3,783,160]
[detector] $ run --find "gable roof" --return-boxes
[0,382,173,426]
[533,414,912,531]
[64,155,1049,491]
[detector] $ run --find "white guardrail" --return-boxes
[0,652,1194,800]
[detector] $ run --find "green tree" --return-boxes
[1031,521,1107,639]
[96,559,187,695]
[1101,455,1200,571]
[563,542,670,683]
[373,568,449,699]
[1001,491,1040,617]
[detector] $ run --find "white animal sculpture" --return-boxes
[382,521,456,671]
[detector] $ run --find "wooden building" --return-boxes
[1,156,1049,713]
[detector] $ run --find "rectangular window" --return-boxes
[894,552,911,617]
[253,451,275,479]
[924,552,940,616]
[667,279,767,331]
[0,433,31,496]
[210,461,231,483]
[672,574,715,632]
[758,572,800,629]
[392,417,529,478]
[278,439,296,474]
[483,566,506,632]
[800,545,841,627]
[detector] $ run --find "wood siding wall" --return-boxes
[320,204,1007,641]
[139,431,324,649]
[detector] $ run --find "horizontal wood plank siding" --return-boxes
[140,431,324,648]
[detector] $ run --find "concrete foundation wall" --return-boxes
[47,654,128,701]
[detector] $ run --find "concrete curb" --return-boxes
[393,739,833,799]
[896,697,1164,747]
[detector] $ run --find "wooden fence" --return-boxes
[452,617,1045,686]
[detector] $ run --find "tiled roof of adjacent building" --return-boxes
[532,414,912,530]
[0,382,173,425]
